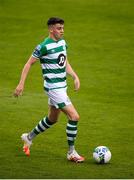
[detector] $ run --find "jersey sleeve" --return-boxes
[32,43,47,59]
[65,40,68,50]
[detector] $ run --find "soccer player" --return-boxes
[14,17,84,163]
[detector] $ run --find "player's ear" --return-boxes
[48,25,53,33]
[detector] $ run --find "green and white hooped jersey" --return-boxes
[32,37,67,92]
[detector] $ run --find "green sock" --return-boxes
[28,117,54,140]
[66,120,78,152]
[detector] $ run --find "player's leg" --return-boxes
[62,103,79,151]
[28,105,60,139]
[21,105,61,156]
[48,105,61,123]
[62,103,79,121]
[61,104,85,162]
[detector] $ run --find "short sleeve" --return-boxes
[32,44,47,59]
[66,43,68,50]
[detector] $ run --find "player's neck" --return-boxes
[49,34,61,42]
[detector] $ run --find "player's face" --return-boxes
[50,23,64,40]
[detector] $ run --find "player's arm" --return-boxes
[14,56,38,97]
[66,59,80,91]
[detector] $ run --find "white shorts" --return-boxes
[46,88,72,109]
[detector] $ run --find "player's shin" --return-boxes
[66,120,78,153]
[28,116,54,140]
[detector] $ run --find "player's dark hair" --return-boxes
[47,17,64,26]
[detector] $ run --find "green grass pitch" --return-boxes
[0,0,134,178]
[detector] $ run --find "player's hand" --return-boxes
[74,77,80,91]
[14,83,24,97]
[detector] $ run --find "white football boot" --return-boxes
[67,150,85,163]
[21,133,32,156]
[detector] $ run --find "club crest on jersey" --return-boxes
[36,45,41,50]
[58,54,66,67]
[51,49,55,53]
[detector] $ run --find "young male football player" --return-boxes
[14,17,84,163]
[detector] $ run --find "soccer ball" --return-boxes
[93,146,111,164]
